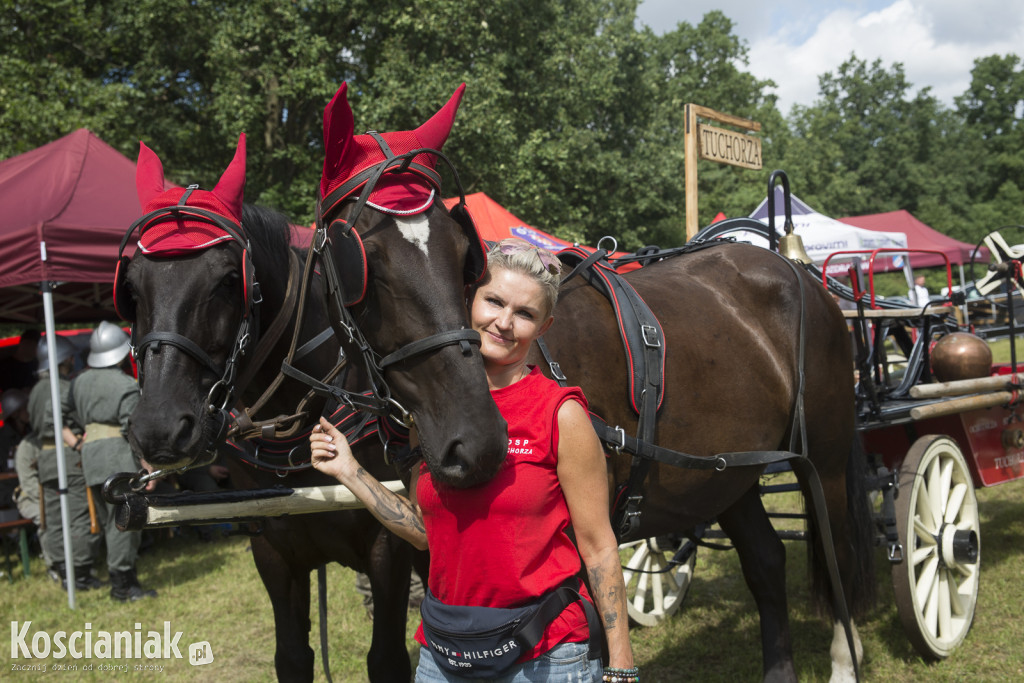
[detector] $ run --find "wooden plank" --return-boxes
[841,305,952,319]
[141,481,408,527]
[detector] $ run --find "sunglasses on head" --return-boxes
[497,241,562,275]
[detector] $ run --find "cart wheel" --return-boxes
[620,536,696,627]
[968,226,1024,303]
[892,435,980,659]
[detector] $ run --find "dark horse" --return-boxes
[119,136,419,682]
[313,85,875,682]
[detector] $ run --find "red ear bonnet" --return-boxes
[135,134,247,256]
[320,83,465,215]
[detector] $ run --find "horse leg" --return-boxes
[717,485,796,683]
[829,619,862,683]
[364,529,413,682]
[250,535,315,682]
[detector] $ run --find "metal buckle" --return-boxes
[549,361,567,381]
[887,542,904,563]
[612,426,626,455]
[641,324,661,348]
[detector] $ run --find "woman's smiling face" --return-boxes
[470,266,553,369]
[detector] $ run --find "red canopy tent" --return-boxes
[837,210,986,269]
[443,192,575,250]
[443,192,636,268]
[0,129,313,322]
[0,129,145,322]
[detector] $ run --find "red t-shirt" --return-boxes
[414,366,593,661]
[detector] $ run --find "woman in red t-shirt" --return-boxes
[310,238,637,683]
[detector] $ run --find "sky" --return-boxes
[635,0,1024,114]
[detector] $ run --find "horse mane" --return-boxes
[241,203,295,278]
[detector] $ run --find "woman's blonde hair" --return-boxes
[484,238,561,316]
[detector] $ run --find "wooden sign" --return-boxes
[697,123,762,170]
[684,104,762,240]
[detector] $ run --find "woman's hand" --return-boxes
[309,416,428,550]
[310,416,359,484]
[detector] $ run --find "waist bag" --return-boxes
[419,577,603,679]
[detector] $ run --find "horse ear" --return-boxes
[136,142,167,206]
[321,81,355,198]
[415,83,465,151]
[212,133,246,223]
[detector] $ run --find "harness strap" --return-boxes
[378,329,480,368]
[135,331,224,378]
[555,246,665,537]
[228,234,347,442]
[589,415,796,470]
[235,249,302,395]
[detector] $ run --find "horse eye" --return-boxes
[219,272,240,290]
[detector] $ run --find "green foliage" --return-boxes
[2,2,1023,254]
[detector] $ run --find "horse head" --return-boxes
[118,134,259,471]
[317,82,508,488]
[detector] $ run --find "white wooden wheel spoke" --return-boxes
[945,484,967,525]
[620,536,696,627]
[893,436,980,660]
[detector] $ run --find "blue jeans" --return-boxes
[415,641,601,682]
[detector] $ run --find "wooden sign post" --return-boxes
[684,104,762,240]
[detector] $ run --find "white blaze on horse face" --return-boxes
[395,215,431,261]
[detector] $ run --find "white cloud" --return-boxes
[636,0,1024,113]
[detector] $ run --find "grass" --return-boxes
[2,480,1023,682]
[986,335,1024,366]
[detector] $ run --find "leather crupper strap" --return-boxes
[537,243,860,682]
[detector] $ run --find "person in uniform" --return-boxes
[1,389,30,520]
[25,335,100,590]
[69,321,156,602]
[2,389,30,471]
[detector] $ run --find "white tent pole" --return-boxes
[958,262,970,325]
[41,246,76,609]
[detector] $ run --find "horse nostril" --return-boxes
[171,415,195,452]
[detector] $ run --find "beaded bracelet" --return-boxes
[602,666,640,683]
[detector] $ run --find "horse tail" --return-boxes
[807,437,877,619]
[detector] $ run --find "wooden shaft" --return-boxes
[910,374,1018,399]
[86,486,99,534]
[910,391,1014,421]
[141,481,408,528]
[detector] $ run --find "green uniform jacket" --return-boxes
[69,367,140,487]
[27,375,84,485]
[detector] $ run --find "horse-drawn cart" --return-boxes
[617,202,1024,664]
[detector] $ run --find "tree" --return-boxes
[953,54,1024,239]
[777,56,948,221]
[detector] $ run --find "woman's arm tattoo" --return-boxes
[588,565,622,630]
[357,467,425,535]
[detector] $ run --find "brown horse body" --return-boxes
[530,242,875,681]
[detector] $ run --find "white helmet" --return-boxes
[88,321,131,368]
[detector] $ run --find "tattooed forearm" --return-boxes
[357,468,426,536]
[587,565,622,630]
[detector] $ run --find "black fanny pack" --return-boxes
[419,577,603,679]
